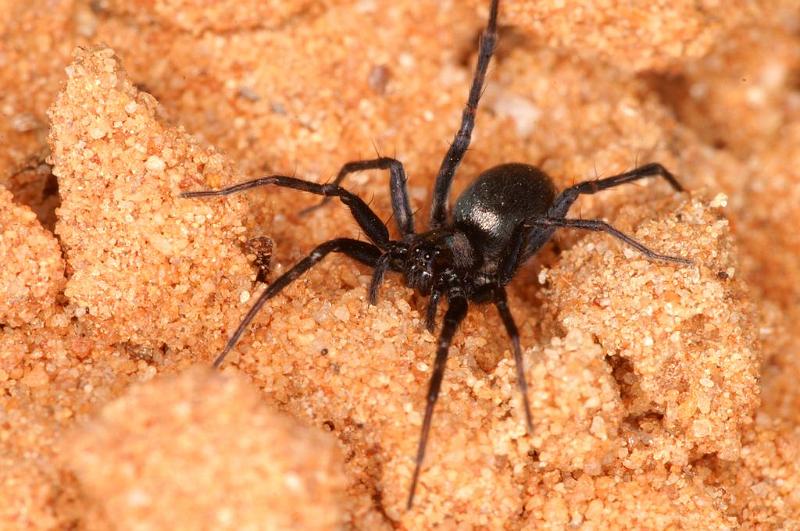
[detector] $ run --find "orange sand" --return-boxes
[1,1,799,529]
[64,367,346,529]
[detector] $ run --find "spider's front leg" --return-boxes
[429,0,499,228]
[209,238,381,368]
[180,175,395,366]
[181,174,391,248]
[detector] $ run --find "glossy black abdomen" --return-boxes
[453,163,557,262]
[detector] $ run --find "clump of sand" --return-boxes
[48,47,255,353]
[63,367,346,530]
[0,186,64,327]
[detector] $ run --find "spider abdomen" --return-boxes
[453,163,557,261]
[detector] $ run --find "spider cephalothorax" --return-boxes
[181,0,691,509]
[403,231,473,293]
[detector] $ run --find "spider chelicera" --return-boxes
[181,0,692,509]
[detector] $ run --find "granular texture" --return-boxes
[63,367,346,530]
[522,467,739,529]
[0,0,81,177]
[493,0,754,71]
[699,415,800,527]
[541,196,759,465]
[49,47,255,352]
[85,0,484,183]
[0,185,65,327]
[1,0,799,529]
[102,0,319,34]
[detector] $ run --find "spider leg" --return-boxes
[300,157,415,238]
[425,288,442,333]
[496,222,529,285]
[407,295,468,510]
[429,0,499,229]
[181,175,390,247]
[547,163,683,219]
[492,287,533,433]
[529,218,693,265]
[211,238,381,368]
[368,253,392,305]
[519,163,686,261]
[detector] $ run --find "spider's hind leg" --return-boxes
[547,162,684,219]
[407,295,468,509]
[492,286,534,433]
[520,163,692,264]
[529,217,692,265]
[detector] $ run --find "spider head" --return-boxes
[404,230,474,295]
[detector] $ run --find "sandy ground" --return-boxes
[2,0,800,529]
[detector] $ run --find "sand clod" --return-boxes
[63,367,346,530]
[0,185,65,327]
[49,46,255,354]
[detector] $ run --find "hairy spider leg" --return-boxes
[520,163,690,262]
[180,175,398,365]
[425,288,442,332]
[492,286,533,432]
[211,238,381,367]
[299,157,416,238]
[429,0,499,229]
[547,162,683,219]
[407,294,469,510]
[480,224,537,433]
[497,222,530,285]
[528,218,692,265]
[181,175,391,248]
[368,253,393,305]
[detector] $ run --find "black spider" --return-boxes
[181,0,691,509]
